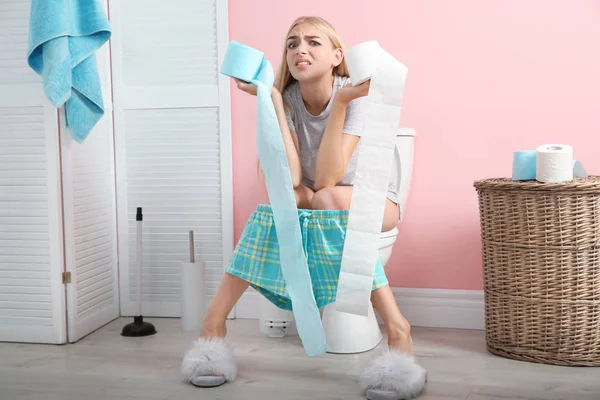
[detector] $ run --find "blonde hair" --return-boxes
[275,16,349,93]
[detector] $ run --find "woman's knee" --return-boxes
[311,186,350,210]
[294,184,314,209]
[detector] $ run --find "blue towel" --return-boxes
[26,0,111,143]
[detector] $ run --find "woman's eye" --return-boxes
[311,41,320,46]
[287,43,297,49]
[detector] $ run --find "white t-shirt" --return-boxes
[282,74,399,204]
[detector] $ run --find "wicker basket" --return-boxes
[473,176,600,366]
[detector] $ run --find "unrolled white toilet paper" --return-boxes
[536,144,574,183]
[335,41,408,316]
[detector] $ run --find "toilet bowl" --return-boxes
[259,128,416,352]
[320,226,398,353]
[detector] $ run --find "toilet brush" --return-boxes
[122,207,157,337]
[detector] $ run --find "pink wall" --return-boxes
[227,0,600,290]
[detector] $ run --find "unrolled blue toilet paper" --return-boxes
[512,150,537,180]
[220,41,328,356]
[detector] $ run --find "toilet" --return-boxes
[259,128,416,353]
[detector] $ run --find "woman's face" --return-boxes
[285,22,341,83]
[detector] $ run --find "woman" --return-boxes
[181,16,427,400]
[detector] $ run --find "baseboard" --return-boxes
[389,287,485,330]
[235,287,485,330]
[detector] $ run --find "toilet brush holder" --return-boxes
[180,230,206,332]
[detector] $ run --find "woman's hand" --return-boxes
[234,78,281,99]
[335,80,371,105]
[234,78,257,96]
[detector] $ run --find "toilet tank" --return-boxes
[391,128,416,222]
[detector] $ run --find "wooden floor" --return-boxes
[0,317,598,400]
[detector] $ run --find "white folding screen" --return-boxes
[0,0,232,343]
[0,0,119,344]
[109,0,233,317]
[0,0,66,344]
[60,28,120,343]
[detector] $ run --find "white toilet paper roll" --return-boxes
[180,261,206,332]
[536,144,574,183]
[335,41,408,316]
[345,41,381,86]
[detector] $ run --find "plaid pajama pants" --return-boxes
[225,204,389,311]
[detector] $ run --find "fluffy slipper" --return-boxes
[360,349,427,400]
[181,337,237,388]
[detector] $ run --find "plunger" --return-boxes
[122,207,157,337]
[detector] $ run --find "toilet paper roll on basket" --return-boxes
[512,144,587,183]
[536,144,573,183]
[180,230,206,332]
[512,150,537,181]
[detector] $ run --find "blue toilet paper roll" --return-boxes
[220,41,267,83]
[512,150,537,181]
[220,41,328,356]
